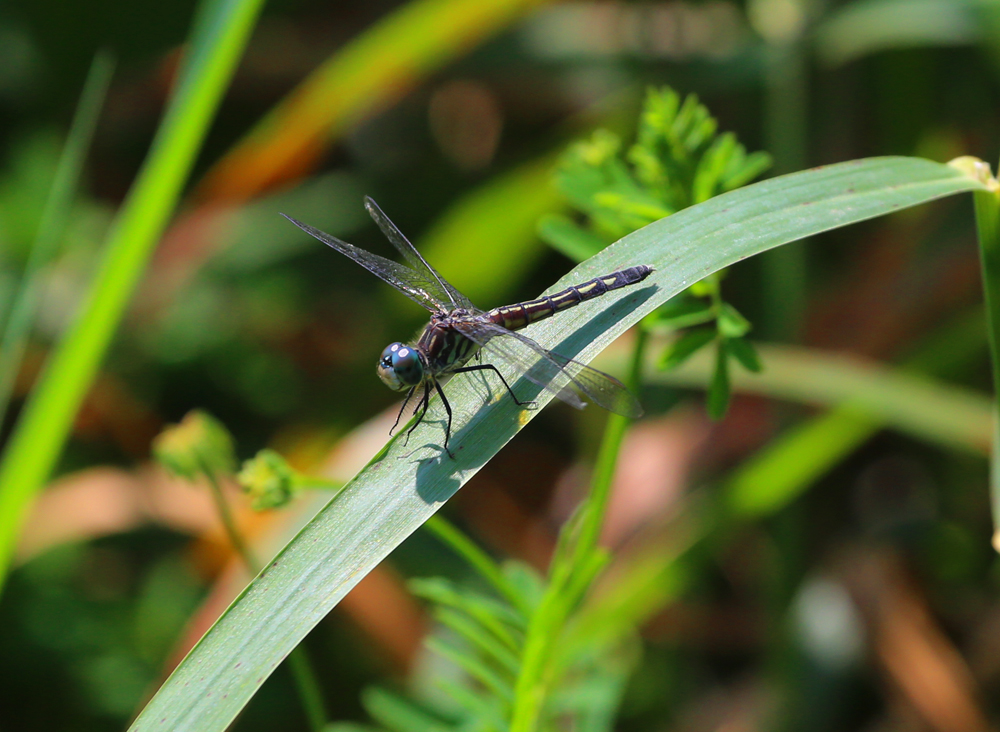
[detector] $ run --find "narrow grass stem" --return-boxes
[201,464,328,731]
[202,466,259,572]
[570,326,649,570]
[285,644,329,732]
[760,39,808,340]
[510,327,648,732]
[975,186,1000,407]
[0,52,115,429]
[972,179,1000,550]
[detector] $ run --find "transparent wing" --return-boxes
[281,213,448,313]
[364,197,474,311]
[454,320,643,418]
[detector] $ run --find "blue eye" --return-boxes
[393,349,422,382]
[377,343,424,390]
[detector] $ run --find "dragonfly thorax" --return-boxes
[377,342,425,391]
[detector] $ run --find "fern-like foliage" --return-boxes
[338,521,640,732]
[540,87,771,416]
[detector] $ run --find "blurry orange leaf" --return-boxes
[197,0,554,203]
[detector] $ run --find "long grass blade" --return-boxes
[649,340,993,457]
[0,0,266,592]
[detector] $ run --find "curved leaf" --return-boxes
[128,156,986,731]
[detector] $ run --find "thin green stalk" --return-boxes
[0,52,115,428]
[0,0,266,593]
[760,36,809,340]
[509,327,649,732]
[202,467,259,572]
[202,464,328,731]
[571,325,649,571]
[972,173,1000,549]
[286,650,329,732]
[974,184,1000,413]
[738,26,808,716]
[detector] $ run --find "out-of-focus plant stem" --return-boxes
[754,0,810,340]
[202,465,259,572]
[510,325,648,732]
[572,324,649,573]
[969,158,1000,550]
[0,52,115,429]
[200,460,328,731]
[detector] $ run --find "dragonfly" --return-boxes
[282,197,654,457]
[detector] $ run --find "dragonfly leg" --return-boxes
[454,364,534,407]
[403,386,430,447]
[390,386,417,435]
[432,378,456,459]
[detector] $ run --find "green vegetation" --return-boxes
[2,1,1000,731]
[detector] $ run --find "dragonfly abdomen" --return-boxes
[488,265,654,331]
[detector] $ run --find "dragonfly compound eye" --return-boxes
[377,342,423,391]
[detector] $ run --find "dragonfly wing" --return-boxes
[282,214,448,313]
[455,321,643,418]
[364,197,474,310]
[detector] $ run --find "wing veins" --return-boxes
[281,213,447,312]
[455,321,642,418]
[364,197,473,310]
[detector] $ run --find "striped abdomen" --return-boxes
[487,265,654,331]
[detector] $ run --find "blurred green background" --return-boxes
[2,0,1000,730]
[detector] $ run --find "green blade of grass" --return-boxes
[0,51,115,428]
[0,0,265,590]
[636,308,990,517]
[649,341,993,457]
[126,157,986,731]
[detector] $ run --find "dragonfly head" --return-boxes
[378,342,424,391]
